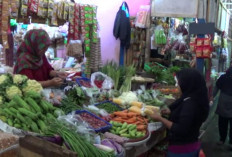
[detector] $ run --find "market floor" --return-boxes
[201,115,232,157]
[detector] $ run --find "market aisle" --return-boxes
[201,115,232,157]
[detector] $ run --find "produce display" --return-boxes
[101,61,136,92]
[95,101,122,114]
[65,86,87,106]
[110,110,148,133]
[45,120,113,157]
[145,63,181,85]
[0,92,63,134]
[0,63,179,157]
[76,110,112,132]
[0,74,43,105]
[76,78,92,88]
[110,121,146,139]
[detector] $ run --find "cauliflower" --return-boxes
[0,74,12,86]
[13,74,28,85]
[22,80,43,94]
[6,85,22,99]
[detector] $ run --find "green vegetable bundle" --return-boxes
[96,102,121,114]
[45,120,113,157]
[0,91,64,134]
[66,87,87,106]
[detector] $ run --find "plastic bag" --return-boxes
[51,58,64,70]
[58,112,96,143]
[154,25,167,45]
[91,72,114,90]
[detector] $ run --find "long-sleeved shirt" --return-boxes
[19,56,54,81]
[168,98,205,145]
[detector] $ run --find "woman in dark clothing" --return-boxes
[150,68,209,157]
[213,66,232,146]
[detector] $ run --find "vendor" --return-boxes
[14,29,68,88]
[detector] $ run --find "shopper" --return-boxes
[150,68,209,157]
[14,29,68,88]
[213,66,232,146]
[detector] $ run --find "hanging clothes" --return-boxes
[113,2,131,49]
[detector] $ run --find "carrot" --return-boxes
[114,112,128,118]
[127,112,138,117]
[136,117,145,123]
[134,121,143,125]
[112,117,124,121]
[124,117,136,124]
[137,125,147,131]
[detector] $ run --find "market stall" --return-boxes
[0,64,180,157]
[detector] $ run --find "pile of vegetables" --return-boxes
[101,61,136,92]
[65,86,87,106]
[60,97,83,114]
[0,74,43,105]
[77,112,110,131]
[146,63,181,85]
[110,121,146,139]
[45,119,113,157]
[136,89,164,107]
[95,102,121,114]
[110,110,148,133]
[0,91,64,133]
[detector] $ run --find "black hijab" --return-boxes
[216,66,232,96]
[170,68,209,121]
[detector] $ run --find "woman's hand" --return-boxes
[161,108,171,115]
[149,110,162,121]
[50,77,63,87]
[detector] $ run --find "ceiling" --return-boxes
[222,0,232,11]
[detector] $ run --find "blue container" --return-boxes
[76,77,92,87]
[75,110,112,133]
[94,101,123,113]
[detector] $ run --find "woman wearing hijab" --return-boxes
[14,29,67,87]
[150,68,209,157]
[213,66,232,146]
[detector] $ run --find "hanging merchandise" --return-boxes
[28,0,39,14]
[113,1,131,65]
[9,0,18,18]
[192,35,212,58]
[135,5,150,28]
[51,2,58,25]
[47,0,54,18]
[154,25,167,45]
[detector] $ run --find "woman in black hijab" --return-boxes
[150,68,209,157]
[214,66,232,146]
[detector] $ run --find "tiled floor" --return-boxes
[201,115,232,157]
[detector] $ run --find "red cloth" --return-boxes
[19,56,54,81]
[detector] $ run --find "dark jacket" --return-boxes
[169,98,207,145]
[113,2,131,49]
[168,68,209,145]
[214,67,232,117]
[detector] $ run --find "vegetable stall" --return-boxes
[0,63,180,156]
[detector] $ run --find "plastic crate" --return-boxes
[75,110,112,132]
[94,101,123,113]
[76,77,92,88]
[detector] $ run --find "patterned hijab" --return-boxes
[14,29,52,74]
